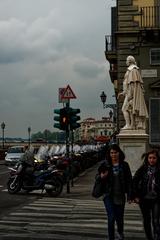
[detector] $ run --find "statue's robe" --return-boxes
[127,65,148,118]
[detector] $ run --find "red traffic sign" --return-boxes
[61,85,76,99]
[58,88,68,103]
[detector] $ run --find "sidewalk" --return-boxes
[60,162,145,240]
[62,161,101,200]
[61,162,145,240]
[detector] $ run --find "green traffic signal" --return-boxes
[54,109,61,114]
[69,108,80,114]
[68,108,81,130]
[54,109,61,130]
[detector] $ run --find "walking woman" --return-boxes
[94,144,132,240]
[132,149,160,240]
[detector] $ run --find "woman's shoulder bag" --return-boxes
[92,174,104,198]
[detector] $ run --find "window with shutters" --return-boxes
[150,48,160,65]
[149,98,160,144]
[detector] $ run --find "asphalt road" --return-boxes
[0,163,41,219]
[0,160,97,219]
[0,161,146,240]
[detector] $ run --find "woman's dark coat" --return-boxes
[132,165,160,201]
[92,161,132,200]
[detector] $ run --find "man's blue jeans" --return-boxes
[103,196,125,240]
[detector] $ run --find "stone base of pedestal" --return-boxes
[117,130,149,175]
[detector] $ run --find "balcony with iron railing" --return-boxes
[140,6,160,28]
[105,35,117,83]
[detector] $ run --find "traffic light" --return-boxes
[54,108,61,130]
[68,108,81,130]
[54,108,69,130]
[54,107,80,130]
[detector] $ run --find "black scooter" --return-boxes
[7,161,63,197]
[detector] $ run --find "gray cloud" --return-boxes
[73,58,104,78]
[0,13,64,64]
[0,0,115,137]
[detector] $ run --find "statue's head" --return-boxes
[126,55,136,66]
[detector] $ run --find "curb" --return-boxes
[0,160,5,165]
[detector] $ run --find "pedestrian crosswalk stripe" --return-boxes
[0,197,145,239]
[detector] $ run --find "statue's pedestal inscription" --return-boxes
[117,130,149,174]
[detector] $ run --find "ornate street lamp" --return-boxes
[100,91,107,105]
[44,129,48,143]
[1,122,5,149]
[28,127,31,147]
[100,91,117,130]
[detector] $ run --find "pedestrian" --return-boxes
[93,144,132,240]
[132,149,160,240]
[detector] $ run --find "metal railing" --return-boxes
[140,6,160,28]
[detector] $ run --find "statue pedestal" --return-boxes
[117,130,149,174]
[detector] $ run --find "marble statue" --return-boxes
[118,55,148,130]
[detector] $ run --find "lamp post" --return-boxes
[28,127,31,147]
[100,91,117,131]
[1,122,5,149]
[109,109,113,120]
[44,129,48,144]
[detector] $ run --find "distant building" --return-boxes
[74,117,114,143]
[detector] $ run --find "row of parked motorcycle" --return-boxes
[7,143,105,197]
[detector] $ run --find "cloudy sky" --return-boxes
[0,0,116,138]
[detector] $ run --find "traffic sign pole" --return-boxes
[55,85,79,194]
[71,129,74,187]
[65,101,71,194]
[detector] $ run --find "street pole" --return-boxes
[71,129,74,187]
[28,127,31,147]
[65,101,70,193]
[71,130,74,155]
[1,122,5,149]
[44,129,48,144]
[59,84,78,193]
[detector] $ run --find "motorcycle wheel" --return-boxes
[7,176,21,194]
[46,178,63,197]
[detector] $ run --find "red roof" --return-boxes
[95,135,110,142]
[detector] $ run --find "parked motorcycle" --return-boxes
[7,161,63,197]
[49,155,81,182]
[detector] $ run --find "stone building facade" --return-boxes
[105,0,160,146]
